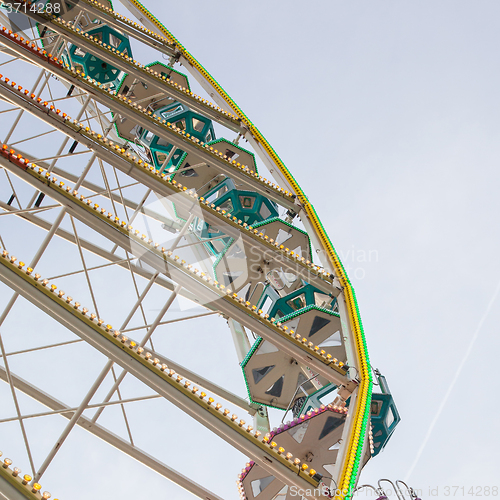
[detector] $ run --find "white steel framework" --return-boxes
[0,1,378,499]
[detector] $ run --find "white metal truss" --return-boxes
[0,1,366,499]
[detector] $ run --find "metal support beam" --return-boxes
[0,333,37,475]
[66,0,177,57]
[0,393,161,424]
[114,0,343,276]
[0,39,296,211]
[0,259,322,499]
[0,199,203,306]
[0,366,223,500]
[3,160,348,390]
[1,157,348,388]
[12,6,239,132]
[0,82,333,294]
[91,284,182,422]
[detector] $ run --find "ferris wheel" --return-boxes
[0,1,406,499]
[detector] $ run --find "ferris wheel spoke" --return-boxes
[2,169,22,210]
[0,55,22,67]
[0,332,37,477]
[65,0,177,58]
[0,365,225,500]
[35,150,90,163]
[0,197,236,493]
[109,364,135,445]
[2,154,350,391]
[0,390,162,425]
[20,6,239,131]
[26,259,174,486]
[0,338,83,359]
[0,30,295,207]
[0,0,400,494]
[31,354,135,483]
[0,251,325,496]
[0,106,19,114]
[89,283,181,423]
[0,197,196,301]
[68,215,104,316]
[0,131,97,341]
[0,204,59,216]
[2,69,50,144]
[8,129,57,148]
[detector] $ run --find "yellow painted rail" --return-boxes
[124,1,374,496]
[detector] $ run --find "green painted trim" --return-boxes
[206,138,258,173]
[121,2,374,494]
[299,383,337,414]
[240,336,291,411]
[252,216,313,261]
[168,150,188,177]
[276,304,340,324]
[240,336,263,368]
[145,60,191,90]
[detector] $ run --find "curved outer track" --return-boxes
[0,1,374,498]
[120,2,373,496]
